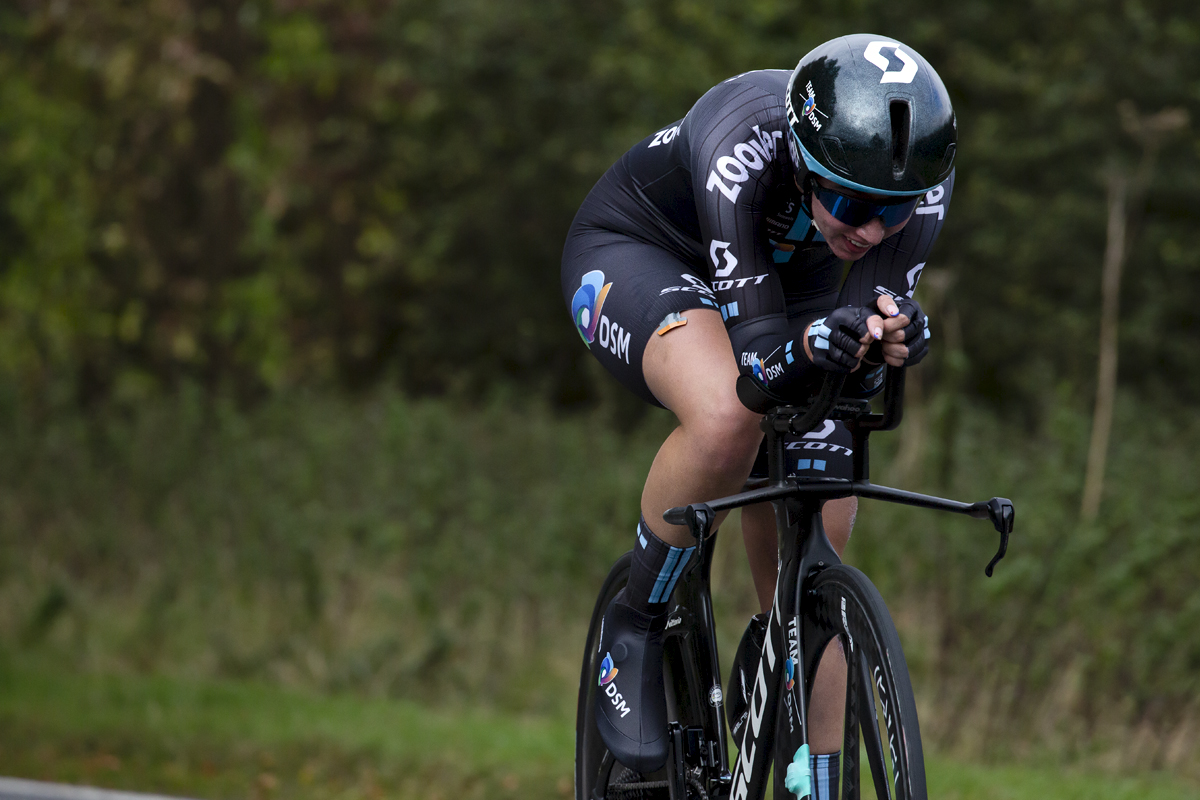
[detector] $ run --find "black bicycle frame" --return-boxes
[660,529,733,798]
[664,368,1015,799]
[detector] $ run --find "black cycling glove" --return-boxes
[894,297,931,366]
[806,305,878,373]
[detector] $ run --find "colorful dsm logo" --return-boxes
[785,658,796,691]
[598,652,619,686]
[572,270,613,345]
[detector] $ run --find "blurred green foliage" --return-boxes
[0,389,1197,772]
[0,0,1196,410]
[1,0,1198,780]
[0,388,653,713]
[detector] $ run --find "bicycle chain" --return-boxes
[607,767,708,799]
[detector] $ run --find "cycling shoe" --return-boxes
[593,591,669,773]
[727,612,769,744]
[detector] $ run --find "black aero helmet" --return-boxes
[785,34,956,196]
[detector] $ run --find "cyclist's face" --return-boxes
[808,178,915,261]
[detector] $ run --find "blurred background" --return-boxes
[0,0,1197,798]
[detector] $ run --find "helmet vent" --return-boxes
[939,143,957,177]
[889,99,912,179]
[819,136,850,175]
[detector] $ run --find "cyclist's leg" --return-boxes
[805,496,854,751]
[594,307,762,771]
[564,227,760,771]
[642,308,765,547]
[741,497,856,613]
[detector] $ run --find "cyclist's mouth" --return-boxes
[840,235,872,257]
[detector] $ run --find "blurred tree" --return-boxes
[1081,104,1188,521]
[0,0,1196,411]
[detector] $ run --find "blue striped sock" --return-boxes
[809,751,840,800]
[623,517,696,613]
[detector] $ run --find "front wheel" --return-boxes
[786,564,927,800]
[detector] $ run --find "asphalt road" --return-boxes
[0,778,195,800]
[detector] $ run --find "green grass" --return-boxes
[925,755,1198,800]
[0,652,575,799]
[1,655,1196,800]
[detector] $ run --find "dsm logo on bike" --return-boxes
[572,270,631,364]
[598,652,619,686]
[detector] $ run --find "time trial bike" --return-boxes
[575,367,1014,800]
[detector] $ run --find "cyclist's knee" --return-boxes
[682,394,763,476]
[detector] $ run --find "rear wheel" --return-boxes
[778,564,927,800]
[575,553,714,800]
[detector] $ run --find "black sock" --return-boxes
[621,517,696,615]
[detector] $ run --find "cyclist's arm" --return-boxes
[836,171,956,396]
[687,84,823,398]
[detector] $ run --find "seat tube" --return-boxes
[689,540,731,779]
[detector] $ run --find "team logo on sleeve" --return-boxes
[571,270,612,345]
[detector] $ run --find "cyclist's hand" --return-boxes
[804,305,885,372]
[879,296,931,366]
[867,294,905,367]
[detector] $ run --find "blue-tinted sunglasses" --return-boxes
[812,184,923,228]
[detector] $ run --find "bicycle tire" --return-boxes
[780,564,927,800]
[575,552,713,800]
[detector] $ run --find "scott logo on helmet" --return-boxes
[864,41,918,84]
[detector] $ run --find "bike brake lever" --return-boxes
[662,503,715,543]
[984,497,1015,577]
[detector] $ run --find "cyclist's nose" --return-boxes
[853,217,887,246]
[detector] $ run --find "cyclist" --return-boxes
[562,33,955,792]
